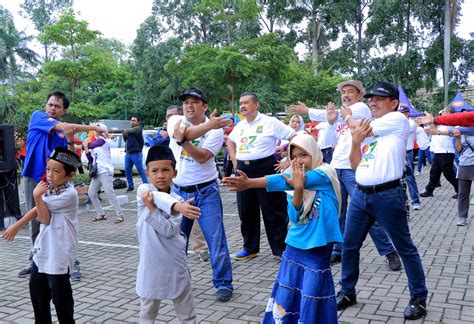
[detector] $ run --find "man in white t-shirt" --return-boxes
[336,81,428,321]
[399,106,421,210]
[167,87,233,302]
[227,92,295,260]
[419,105,458,198]
[290,80,399,269]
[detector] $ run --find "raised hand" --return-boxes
[207,110,233,130]
[173,119,187,142]
[281,159,305,191]
[351,118,372,145]
[274,159,290,173]
[326,102,339,125]
[288,102,309,116]
[33,181,49,199]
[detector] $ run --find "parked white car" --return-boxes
[81,130,158,174]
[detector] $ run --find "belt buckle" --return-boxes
[244,160,250,166]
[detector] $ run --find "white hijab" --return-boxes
[285,134,341,222]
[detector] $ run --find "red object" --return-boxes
[305,121,319,137]
[434,111,474,126]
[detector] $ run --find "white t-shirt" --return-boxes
[91,136,114,175]
[33,183,79,275]
[415,126,430,150]
[315,122,337,149]
[308,102,373,169]
[356,112,409,186]
[430,125,455,154]
[406,117,417,150]
[167,115,223,187]
[228,113,295,161]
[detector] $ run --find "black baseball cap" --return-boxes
[178,87,208,104]
[364,81,399,99]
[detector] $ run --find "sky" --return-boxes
[2,0,474,71]
[3,0,474,46]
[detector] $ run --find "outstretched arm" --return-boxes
[223,170,267,191]
[3,207,38,241]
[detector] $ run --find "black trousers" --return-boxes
[0,169,21,229]
[236,156,288,256]
[29,263,75,324]
[425,153,458,194]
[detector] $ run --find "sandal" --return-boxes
[114,216,125,224]
[92,215,107,222]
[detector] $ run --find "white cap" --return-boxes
[95,122,107,131]
[337,80,366,96]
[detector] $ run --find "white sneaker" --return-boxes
[412,204,420,210]
[457,217,467,226]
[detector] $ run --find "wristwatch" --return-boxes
[176,140,184,146]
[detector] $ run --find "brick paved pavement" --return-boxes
[1,170,473,323]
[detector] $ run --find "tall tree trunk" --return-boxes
[356,1,363,75]
[310,17,321,76]
[443,0,451,105]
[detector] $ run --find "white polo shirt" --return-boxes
[228,112,295,161]
[430,125,455,154]
[32,183,79,275]
[308,102,372,169]
[406,117,417,151]
[356,112,409,186]
[167,115,223,187]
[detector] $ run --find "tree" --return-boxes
[39,9,101,102]
[0,7,40,88]
[20,0,73,61]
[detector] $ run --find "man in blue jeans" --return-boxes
[167,87,234,302]
[290,80,401,269]
[123,115,148,191]
[336,81,428,320]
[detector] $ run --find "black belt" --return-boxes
[357,179,401,194]
[176,179,216,193]
[238,155,274,166]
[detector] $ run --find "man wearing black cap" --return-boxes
[336,81,428,320]
[167,87,234,302]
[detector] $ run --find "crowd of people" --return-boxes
[1,84,473,323]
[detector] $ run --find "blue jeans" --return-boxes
[417,148,432,173]
[124,152,148,189]
[405,150,420,205]
[175,181,233,292]
[339,186,428,300]
[333,169,394,257]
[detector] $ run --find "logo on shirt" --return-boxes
[181,139,200,159]
[360,141,378,167]
[256,126,263,133]
[336,123,349,137]
[239,136,257,152]
[298,196,321,225]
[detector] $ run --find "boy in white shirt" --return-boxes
[3,147,81,323]
[136,145,200,324]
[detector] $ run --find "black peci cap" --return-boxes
[146,145,176,166]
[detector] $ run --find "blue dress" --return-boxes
[262,170,343,324]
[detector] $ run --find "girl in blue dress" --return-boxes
[224,133,342,323]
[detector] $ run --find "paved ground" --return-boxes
[0,169,473,323]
